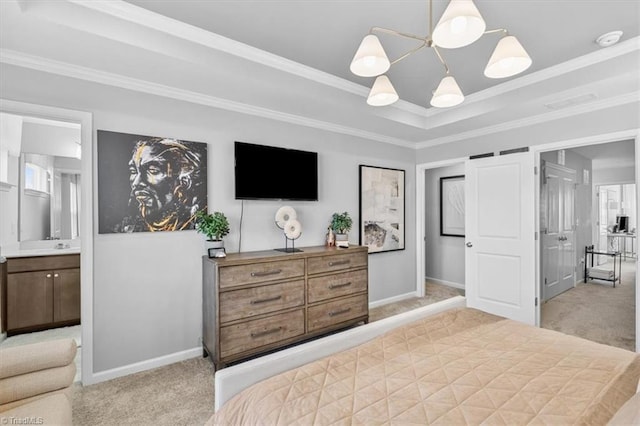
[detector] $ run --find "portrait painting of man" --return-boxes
[97,130,208,234]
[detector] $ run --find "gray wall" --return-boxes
[424,163,465,286]
[593,167,635,184]
[540,149,593,282]
[0,67,417,373]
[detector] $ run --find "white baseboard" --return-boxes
[425,276,465,290]
[369,291,417,309]
[89,347,202,385]
[0,332,6,344]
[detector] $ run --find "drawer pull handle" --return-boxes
[328,260,350,267]
[328,307,352,317]
[329,282,352,290]
[46,274,52,278]
[54,273,59,278]
[250,295,282,305]
[251,269,282,277]
[250,327,283,338]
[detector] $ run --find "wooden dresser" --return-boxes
[202,245,369,368]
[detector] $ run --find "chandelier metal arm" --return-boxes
[370,26,426,43]
[369,26,431,67]
[389,41,428,66]
[431,45,451,75]
[484,28,509,36]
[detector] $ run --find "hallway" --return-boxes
[541,259,636,351]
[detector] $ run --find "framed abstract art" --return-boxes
[359,165,405,254]
[440,175,465,237]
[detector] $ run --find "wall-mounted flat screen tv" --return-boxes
[234,141,318,201]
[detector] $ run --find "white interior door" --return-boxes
[542,163,576,301]
[465,152,536,325]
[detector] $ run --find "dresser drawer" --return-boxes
[308,269,367,303]
[219,259,305,289]
[219,280,304,324]
[220,309,304,358]
[307,251,367,275]
[307,294,368,332]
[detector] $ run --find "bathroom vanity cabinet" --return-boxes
[3,254,80,335]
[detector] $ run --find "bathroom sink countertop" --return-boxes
[1,247,81,258]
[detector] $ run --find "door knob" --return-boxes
[466,242,473,248]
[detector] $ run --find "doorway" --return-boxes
[424,163,466,294]
[0,99,94,384]
[416,159,467,302]
[538,140,637,351]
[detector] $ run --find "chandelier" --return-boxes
[350,0,532,108]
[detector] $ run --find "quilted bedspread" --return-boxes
[210,308,640,425]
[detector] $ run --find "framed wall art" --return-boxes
[440,175,465,237]
[97,130,208,234]
[359,165,405,254]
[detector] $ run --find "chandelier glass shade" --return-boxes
[432,0,486,49]
[350,0,532,108]
[430,75,464,108]
[367,75,399,106]
[484,35,532,78]
[350,34,391,77]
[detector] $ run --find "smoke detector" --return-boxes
[596,31,623,47]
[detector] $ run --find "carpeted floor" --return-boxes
[71,281,461,426]
[541,259,636,351]
[369,281,464,322]
[72,357,215,426]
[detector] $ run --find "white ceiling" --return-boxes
[0,0,638,149]
[570,138,635,170]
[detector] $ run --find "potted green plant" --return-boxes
[330,212,352,248]
[195,211,230,251]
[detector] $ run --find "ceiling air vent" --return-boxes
[544,93,598,110]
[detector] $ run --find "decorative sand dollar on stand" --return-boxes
[284,219,302,240]
[275,205,297,229]
[274,206,303,253]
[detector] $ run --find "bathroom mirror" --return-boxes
[0,112,82,243]
[19,152,81,241]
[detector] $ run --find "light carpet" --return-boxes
[541,259,636,351]
[369,281,464,322]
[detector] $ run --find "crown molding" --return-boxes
[4,1,639,150]
[0,49,414,148]
[416,91,640,149]
[64,1,640,122]
[449,36,640,110]
[66,0,429,118]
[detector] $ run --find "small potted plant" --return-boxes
[195,210,230,252]
[330,212,352,248]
